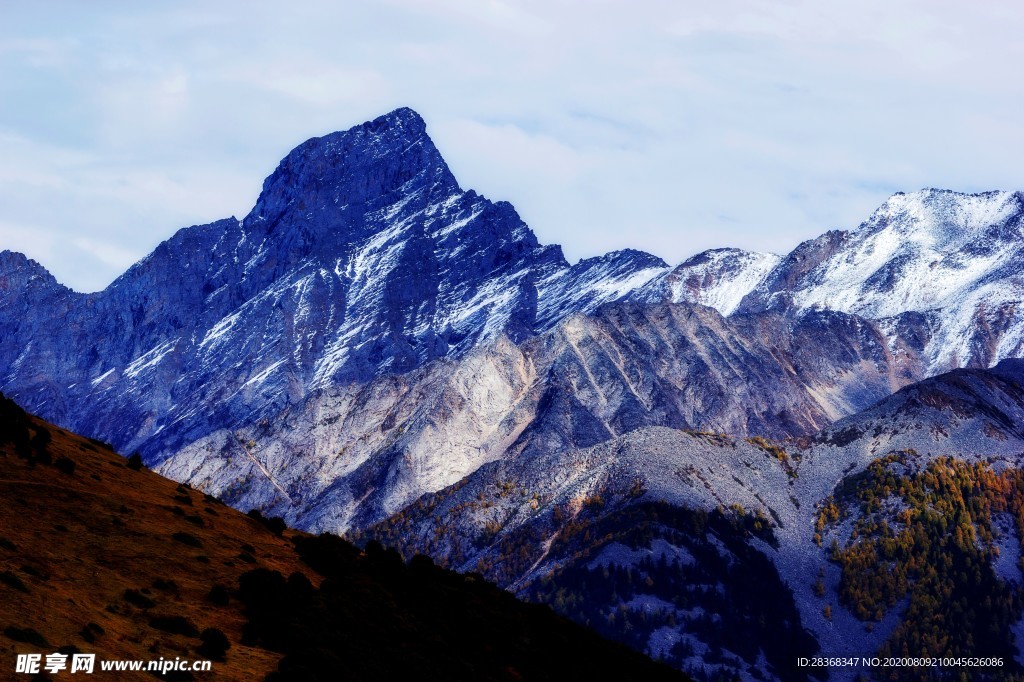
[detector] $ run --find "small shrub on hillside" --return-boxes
[19,565,47,580]
[124,589,156,609]
[3,625,48,647]
[78,622,104,643]
[148,616,199,637]
[206,584,230,606]
[0,570,29,593]
[32,426,51,455]
[152,579,179,593]
[0,393,32,457]
[171,532,202,548]
[197,627,230,661]
[248,509,287,536]
[291,534,359,578]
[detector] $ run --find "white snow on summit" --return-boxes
[789,189,1023,319]
[634,248,781,316]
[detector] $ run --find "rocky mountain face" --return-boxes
[356,360,1024,681]
[3,111,1019,476]
[0,108,667,464]
[4,108,1024,680]
[158,299,930,534]
[736,189,1024,372]
[809,357,1024,466]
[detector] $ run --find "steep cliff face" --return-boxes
[0,109,664,463]
[156,298,929,536]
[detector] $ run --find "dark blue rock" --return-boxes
[0,109,665,463]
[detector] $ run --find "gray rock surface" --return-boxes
[356,360,1024,680]
[4,108,1024,680]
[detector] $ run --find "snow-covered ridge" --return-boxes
[788,189,1023,318]
[633,247,781,315]
[738,188,1024,372]
[537,249,669,329]
[2,109,1024,488]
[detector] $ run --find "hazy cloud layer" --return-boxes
[2,1,1022,291]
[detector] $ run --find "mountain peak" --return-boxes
[865,188,1022,235]
[634,247,781,316]
[0,250,66,297]
[368,106,427,131]
[246,107,457,229]
[577,248,668,270]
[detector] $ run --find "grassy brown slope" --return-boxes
[0,399,685,681]
[0,410,308,680]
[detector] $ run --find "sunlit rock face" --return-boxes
[4,111,1024,540]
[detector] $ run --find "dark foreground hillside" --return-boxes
[0,394,684,681]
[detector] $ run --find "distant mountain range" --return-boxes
[3,108,1024,681]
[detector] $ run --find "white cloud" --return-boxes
[435,118,591,186]
[70,237,142,271]
[384,0,553,37]
[1,0,1024,290]
[0,220,57,263]
[221,62,391,106]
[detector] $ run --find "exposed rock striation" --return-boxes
[0,109,666,463]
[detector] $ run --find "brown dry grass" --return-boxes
[0,415,314,680]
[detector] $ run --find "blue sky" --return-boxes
[2,1,1023,292]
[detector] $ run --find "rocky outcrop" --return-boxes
[0,109,665,463]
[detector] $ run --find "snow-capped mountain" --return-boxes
[0,108,666,463]
[4,107,1024,681]
[737,189,1024,371]
[4,110,1020,475]
[632,190,1024,378]
[633,247,781,315]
